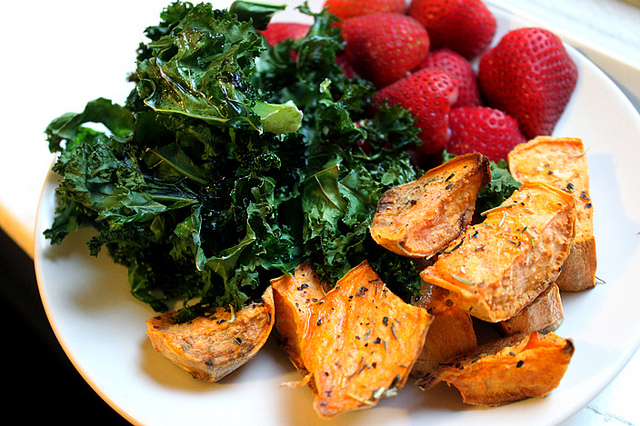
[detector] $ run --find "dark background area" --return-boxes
[0,227,130,424]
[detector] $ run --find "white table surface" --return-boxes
[1,1,639,424]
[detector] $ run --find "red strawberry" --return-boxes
[342,13,430,88]
[260,22,311,46]
[417,48,481,108]
[408,0,496,59]
[478,27,578,140]
[335,53,358,79]
[324,0,406,22]
[446,106,526,161]
[376,68,459,154]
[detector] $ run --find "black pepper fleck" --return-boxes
[356,286,369,297]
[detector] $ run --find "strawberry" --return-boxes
[408,0,496,59]
[324,0,406,22]
[445,106,526,162]
[478,27,578,140]
[376,68,459,154]
[417,48,481,108]
[260,22,311,46]
[342,13,430,88]
[335,53,358,79]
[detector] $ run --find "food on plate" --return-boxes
[41,0,594,417]
[297,261,433,418]
[417,48,482,108]
[341,12,430,88]
[478,27,579,140]
[420,181,575,322]
[146,286,275,382]
[376,68,459,154]
[408,0,497,59]
[416,331,575,406]
[410,282,477,377]
[43,1,423,324]
[370,152,491,258]
[445,106,527,162]
[508,136,596,292]
[499,284,564,336]
[271,263,328,380]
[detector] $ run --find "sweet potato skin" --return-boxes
[508,136,596,292]
[416,331,575,406]
[145,286,274,382]
[370,152,491,259]
[420,182,575,322]
[411,282,477,377]
[499,284,564,336]
[302,261,433,418]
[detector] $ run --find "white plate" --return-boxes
[34,1,640,425]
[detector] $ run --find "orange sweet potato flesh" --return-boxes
[301,261,433,418]
[499,284,564,336]
[420,182,575,323]
[271,263,327,378]
[145,286,274,382]
[508,136,596,292]
[370,152,491,259]
[416,331,575,406]
[411,282,477,377]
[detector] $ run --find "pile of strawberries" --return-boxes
[262,0,579,163]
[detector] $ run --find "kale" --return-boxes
[442,151,523,213]
[44,1,423,321]
[476,158,523,213]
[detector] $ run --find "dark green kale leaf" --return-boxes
[44,1,425,321]
[477,158,523,213]
[253,4,423,292]
[45,2,302,316]
[45,98,197,240]
[229,0,286,30]
[135,1,301,133]
[46,97,134,152]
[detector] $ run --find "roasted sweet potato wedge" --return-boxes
[420,182,575,322]
[145,286,275,382]
[301,261,433,418]
[499,284,564,336]
[411,282,477,377]
[416,331,575,406]
[370,152,491,258]
[271,263,327,378]
[508,136,596,292]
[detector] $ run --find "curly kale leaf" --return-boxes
[477,158,523,212]
[228,0,286,30]
[135,1,301,133]
[44,99,197,240]
[46,97,134,152]
[251,4,422,291]
[44,1,425,320]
